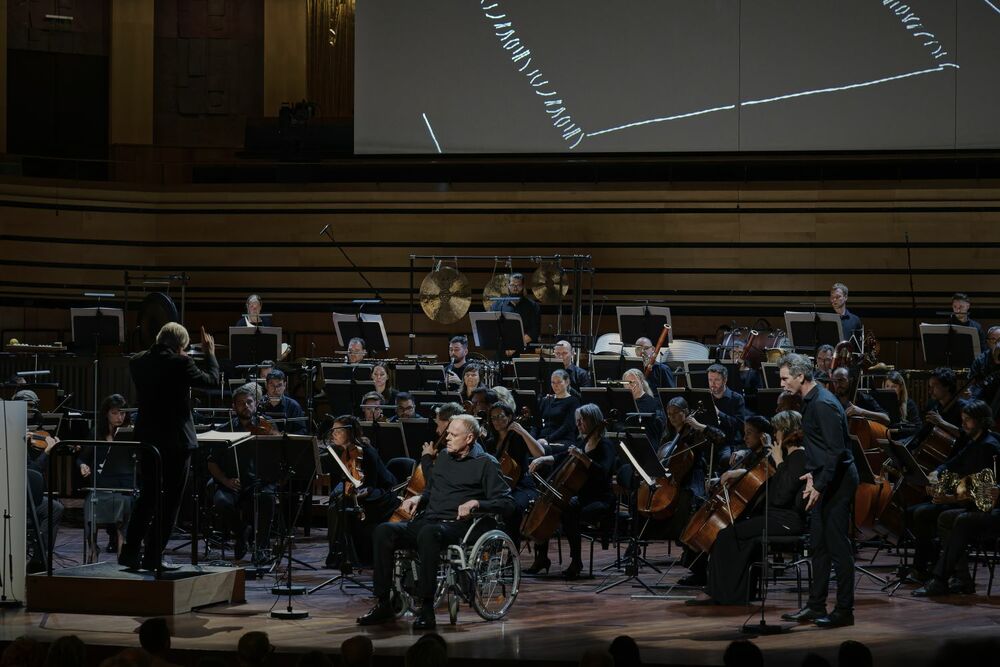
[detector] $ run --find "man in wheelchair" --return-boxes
[358,413,513,630]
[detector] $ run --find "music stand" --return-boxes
[591,355,643,382]
[848,436,889,585]
[871,389,902,425]
[684,360,740,391]
[760,363,780,389]
[324,379,375,418]
[656,387,685,414]
[683,389,718,424]
[617,306,673,346]
[919,323,981,369]
[71,307,124,352]
[470,311,524,361]
[0,384,59,413]
[784,311,843,352]
[332,313,389,354]
[394,364,445,392]
[369,421,408,463]
[755,389,784,419]
[230,326,281,365]
[322,363,374,381]
[399,418,433,460]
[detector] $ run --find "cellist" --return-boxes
[485,402,542,547]
[829,367,890,426]
[524,404,615,579]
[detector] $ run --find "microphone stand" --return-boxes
[741,444,789,635]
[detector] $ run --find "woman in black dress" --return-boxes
[485,402,543,546]
[622,368,666,447]
[687,410,808,606]
[534,369,580,450]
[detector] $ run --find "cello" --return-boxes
[636,412,708,520]
[849,417,894,529]
[496,408,532,488]
[389,428,448,522]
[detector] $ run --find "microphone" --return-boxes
[319,224,331,237]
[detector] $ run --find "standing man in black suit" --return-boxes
[119,322,219,572]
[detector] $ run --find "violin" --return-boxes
[340,441,366,521]
[249,414,277,436]
[390,429,448,522]
[28,429,54,451]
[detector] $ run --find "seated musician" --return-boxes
[708,364,751,421]
[444,335,470,388]
[485,402,544,547]
[533,369,581,451]
[525,404,616,579]
[968,326,1000,408]
[830,282,863,344]
[347,337,367,364]
[207,385,276,560]
[907,399,1000,582]
[883,371,920,429]
[469,386,498,417]
[949,292,987,351]
[358,414,513,630]
[78,393,135,556]
[459,364,484,404]
[829,367,890,426]
[371,362,397,404]
[554,339,593,391]
[490,272,541,357]
[622,368,666,447]
[260,369,305,434]
[417,403,467,481]
[238,294,272,327]
[17,390,64,573]
[635,337,676,390]
[918,367,966,441]
[324,415,400,571]
[492,385,518,412]
[391,392,417,421]
[361,391,385,422]
[733,342,764,393]
[687,410,808,606]
[728,415,774,469]
[814,344,835,375]
[657,396,731,587]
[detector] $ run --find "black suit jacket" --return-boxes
[130,344,220,453]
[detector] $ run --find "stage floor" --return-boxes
[3,526,1000,666]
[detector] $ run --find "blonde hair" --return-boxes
[492,386,517,411]
[156,322,190,351]
[622,368,653,397]
[450,413,485,439]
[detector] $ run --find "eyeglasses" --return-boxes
[490,413,509,422]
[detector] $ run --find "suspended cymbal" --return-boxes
[137,292,178,349]
[420,267,471,324]
[482,273,510,310]
[530,264,568,305]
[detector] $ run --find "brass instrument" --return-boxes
[930,467,999,512]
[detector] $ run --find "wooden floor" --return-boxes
[3,526,1000,666]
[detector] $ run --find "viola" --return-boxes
[28,429,53,451]
[341,442,367,521]
[249,414,277,436]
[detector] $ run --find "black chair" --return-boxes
[386,457,417,489]
[749,533,812,608]
[971,534,1000,597]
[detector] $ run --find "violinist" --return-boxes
[635,337,676,390]
[883,371,920,429]
[359,414,512,630]
[554,340,592,391]
[814,345,835,375]
[920,367,965,439]
[78,393,135,556]
[968,326,1000,410]
[361,391,386,422]
[17,390,64,573]
[347,337,367,364]
[534,369,581,451]
[829,367,890,426]
[444,335,470,388]
[469,386,498,417]
[525,404,616,579]
[707,364,750,421]
[830,282,863,345]
[485,402,543,546]
[657,397,730,587]
[687,410,808,606]
[261,370,305,434]
[909,400,1000,594]
[459,364,485,404]
[949,292,987,350]
[324,415,399,571]
[207,385,276,560]
[622,368,666,447]
[371,362,397,404]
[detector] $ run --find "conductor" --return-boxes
[119,322,219,572]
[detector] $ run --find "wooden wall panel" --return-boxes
[263,0,307,116]
[110,0,155,146]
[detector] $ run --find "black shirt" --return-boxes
[419,442,513,521]
[536,394,580,444]
[839,308,863,343]
[491,295,541,348]
[552,437,616,504]
[801,383,854,493]
[923,396,966,429]
[634,393,666,447]
[646,363,676,391]
[486,430,537,492]
[260,394,306,434]
[714,388,749,422]
[564,364,593,392]
[936,430,1000,478]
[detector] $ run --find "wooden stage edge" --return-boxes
[3,530,1000,667]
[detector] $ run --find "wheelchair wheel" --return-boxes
[392,552,418,617]
[448,588,459,625]
[468,529,520,621]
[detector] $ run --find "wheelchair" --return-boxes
[391,514,521,625]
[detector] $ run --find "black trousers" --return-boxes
[212,484,276,547]
[502,486,537,549]
[933,508,1000,581]
[807,465,859,613]
[371,518,470,601]
[706,514,803,605]
[908,501,965,572]
[562,495,612,562]
[327,491,398,564]
[123,447,190,567]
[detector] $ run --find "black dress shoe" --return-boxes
[815,610,855,628]
[413,605,436,630]
[562,560,584,580]
[523,556,551,575]
[912,578,949,597]
[948,577,975,594]
[780,606,827,622]
[677,573,707,587]
[357,599,396,626]
[118,553,141,570]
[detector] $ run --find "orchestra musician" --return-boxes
[260,369,305,434]
[911,400,1000,597]
[371,362,397,404]
[358,414,513,630]
[485,402,543,547]
[347,337,367,364]
[391,392,417,421]
[830,282,863,345]
[492,385,518,412]
[16,390,64,574]
[444,335,470,388]
[207,384,277,560]
[324,415,400,571]
[417,402,466,481]
[778,353,859,629]
[707,364,750,421]
[814,344,835,375]
[361,391,385,422]
[470,386,498,417]
[687,410,808,606]
[829,367,890,426]
[968,326,1000,412]
[238,294,272,327]
[459,364,484,404]
[728,415,775,469]
[553,340,592,391]
[949,292,987,350]
[120,323,219,572]
[491,272,541,356]
[908,399,1000,588]
[920,368,965,439]
[78,393,135,557]
[635,337,676,390]
[883,371,920,428]
[622,368,666,448]
[533,369,581,451]
[526,404,616,579]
